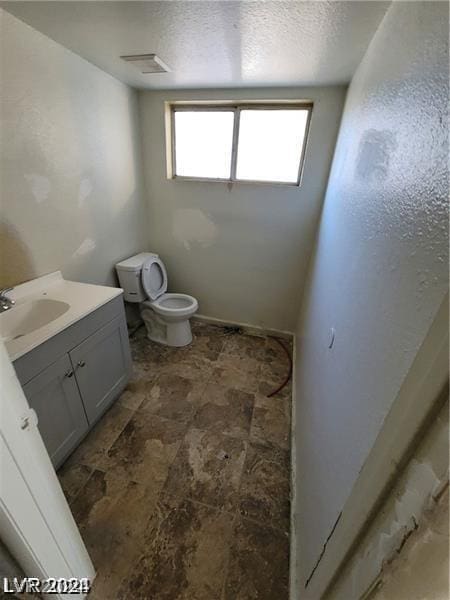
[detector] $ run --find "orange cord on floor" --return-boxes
[266,337,293,398]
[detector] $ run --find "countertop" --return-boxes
[2,272,123,361]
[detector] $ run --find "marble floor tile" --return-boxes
[210,354,261,393]
[131,327,171,366]
[257,341,292,387]
[163,428,247,511]
[69,469,126,528]
[128,360,160,389]
[192,384,254,439]
[117,379,149,411]
[191,319,227,338]
[64,402,134,471]
[140,373,207,424]
[161,352,216,381]
[239,442,290,532]
[71,472,160,600]
[264,336,292,361]
[179,323,225,362]
[224,516,289,600]
[102,411,186,486]
[59,322,292,600]
[221,332,268,361]
[57,463,93,505]
[250,394,291,450]
[117,497,234,600]
[257,377,292,401]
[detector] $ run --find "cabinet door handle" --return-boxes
[65,370,74,378]
[20,410,38,430]
[77,360,86,368]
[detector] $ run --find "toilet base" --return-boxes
[142,309,193,347]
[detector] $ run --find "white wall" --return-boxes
[293,0,449,591]
[329,400,449,600]
[0,10,148,289]
[139,87,346,332]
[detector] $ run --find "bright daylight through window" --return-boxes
[171,104,311,185]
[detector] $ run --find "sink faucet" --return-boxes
[0,288,15,313]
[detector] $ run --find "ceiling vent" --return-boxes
[120,54,171,73]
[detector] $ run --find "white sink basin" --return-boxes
[0,298,70,342]
[1,272,123,361]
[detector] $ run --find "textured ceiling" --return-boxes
[1,1,390,89]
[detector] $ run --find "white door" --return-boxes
[0,341,95,599]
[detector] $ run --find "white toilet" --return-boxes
[115,252,198,347]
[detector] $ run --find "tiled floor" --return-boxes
[58,321,292,600]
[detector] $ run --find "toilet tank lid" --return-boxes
[116,252,158,272]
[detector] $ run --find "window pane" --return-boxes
[236,109,309,183]
[174,111,234,179]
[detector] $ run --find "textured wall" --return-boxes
[329,401,449,600]
[0,10,148,288]
[293,0,449,590]
[369,492,449,600]
[139,87,346,331]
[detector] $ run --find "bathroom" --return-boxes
[0,2,448,599]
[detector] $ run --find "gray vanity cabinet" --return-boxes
[68,316,130,424]
[14,295,132,469]
[22,354,89,466]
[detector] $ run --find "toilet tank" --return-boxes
[115,252,157,303]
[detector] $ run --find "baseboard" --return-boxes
[193,313,294,340]
[289,334,298,600]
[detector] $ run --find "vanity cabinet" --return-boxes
[23,354,89,467]
[68,316,129,424]
[13,295,132,468]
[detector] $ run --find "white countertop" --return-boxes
[1,272,123,361]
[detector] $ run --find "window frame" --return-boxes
[167,101,313,187]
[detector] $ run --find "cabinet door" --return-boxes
[22,354,89,468]
[69,315,131,425]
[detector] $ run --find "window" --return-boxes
[174,110,234,179]
[168,102,312,186]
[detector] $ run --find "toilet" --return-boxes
[115,252,198,347]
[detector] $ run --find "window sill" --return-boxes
[171,175,301,187]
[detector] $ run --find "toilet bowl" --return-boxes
[141,294,198,347]
[150,293,198,320]
[115,253,198,347]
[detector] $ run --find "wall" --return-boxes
[369,490,448,600]
[138,87,346,332]
[0,10,148,289]
[369,493,448,600]
[293,0,449,592]
[329,401,449,600]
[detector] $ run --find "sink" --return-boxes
[0,298,70,342]
[1,271,123,361]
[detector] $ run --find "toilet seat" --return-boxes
[141,256,168,300]
[143,293,198,318]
